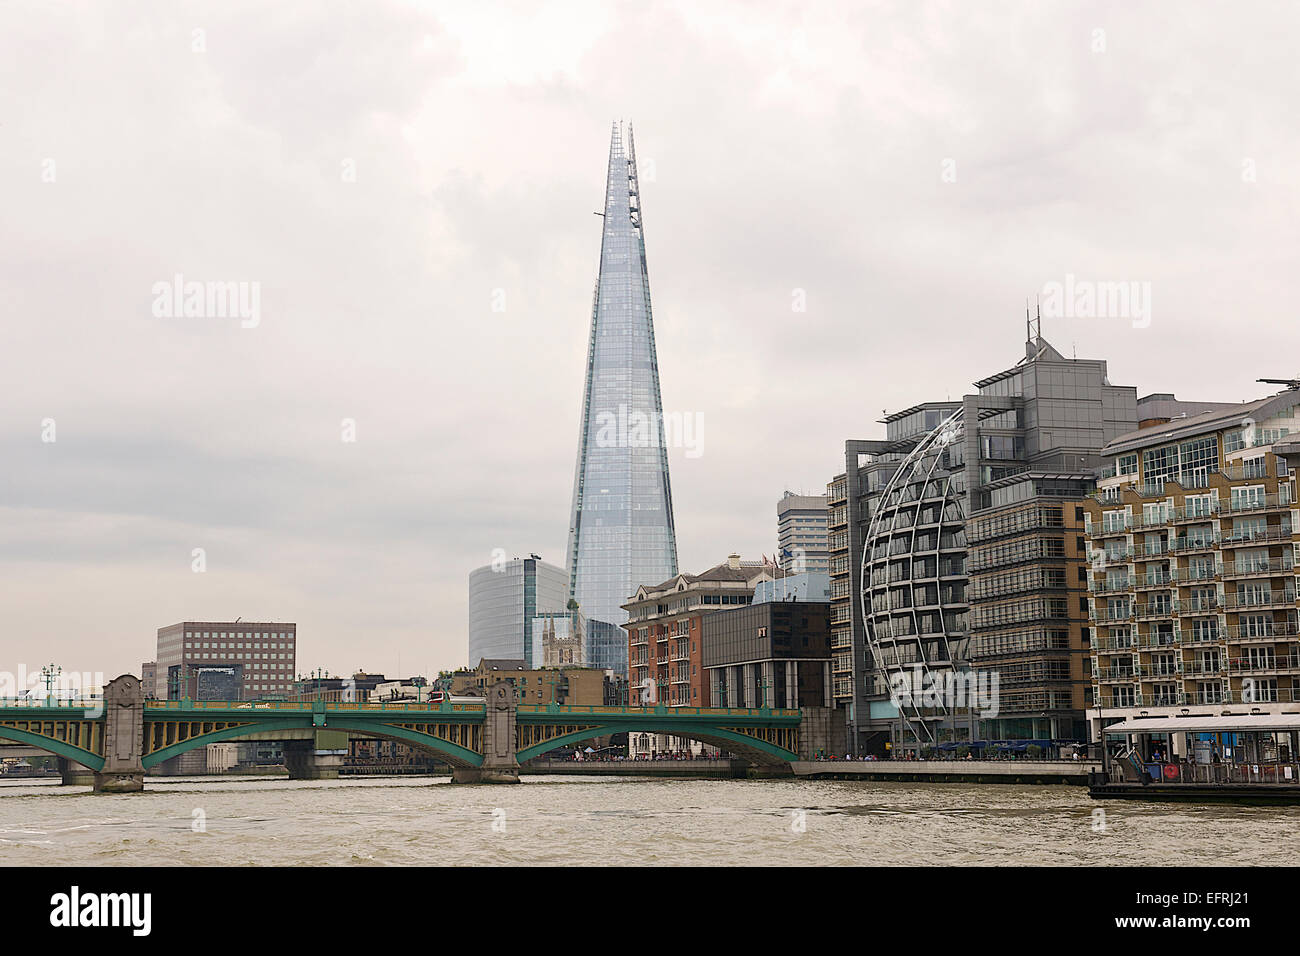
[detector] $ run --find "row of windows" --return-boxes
[185,630,293,640]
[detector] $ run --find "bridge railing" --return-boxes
[0,697,103,708]
[143,700,486,713]
[515,704,801,719]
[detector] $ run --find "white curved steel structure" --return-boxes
[860,408,969,746]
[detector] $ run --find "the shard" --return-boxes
[566,122,679,632]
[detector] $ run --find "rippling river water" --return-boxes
[1,774,1295,865]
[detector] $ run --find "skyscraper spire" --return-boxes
[566,122,679,633]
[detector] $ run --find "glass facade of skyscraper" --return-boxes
[467,556,568,668]
[566,122,678,629]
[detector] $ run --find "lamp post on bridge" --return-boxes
[40,663,61,705]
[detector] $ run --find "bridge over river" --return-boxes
[0,675,828,790]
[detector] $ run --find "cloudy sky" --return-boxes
[3,0,1298,684]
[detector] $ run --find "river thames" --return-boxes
[1,774,1295,866]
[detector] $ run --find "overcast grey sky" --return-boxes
[3,1,1298,683]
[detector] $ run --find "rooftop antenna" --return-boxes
[1027,298,1042,346]
[1258,378,1300,390]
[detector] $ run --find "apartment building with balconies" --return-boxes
[622,554,783,755]
[1085,386,1300,737]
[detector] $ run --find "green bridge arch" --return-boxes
[0,725,105,771]
[516,721,797,766]
[141,717,484,769]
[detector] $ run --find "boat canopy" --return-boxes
[1104,714,1300,735]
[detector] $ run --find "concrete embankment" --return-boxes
[522,759,754,778]
[791,759,1099,785]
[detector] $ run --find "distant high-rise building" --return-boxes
[140,661,157,699]
[467,555,567,668]
[777,491,829,573]
[566,122,679,631]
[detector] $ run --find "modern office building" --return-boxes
[966,472,1094,742]
[1085,385,1300,737]
[623,554,782,754]
[851,324,1139,754]
[702,601,833,710]
[565,122,679,631]
[156,621,297,700]
[467,555,568,668]
[777,491,830,573]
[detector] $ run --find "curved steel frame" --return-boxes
[861,408,967,746]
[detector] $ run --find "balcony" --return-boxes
[1130,513,1176,532]
[1133,571,1174,590]
[1136,631,1182,649]
[1089,577,1134,596]
[1095,637,1139,652]
[1134,601,1176,620]
[1092,522,1132,539]
[1226,622,1300,641]
[1220,527,1294,548]
[1220,461,1279,481]
[1170,565,1222,584]
[1097,668,1139,682]
[1172,504,1221,523]
[1225,493,1292,515]
[1146,691,1189,707]
[1089,606,1133,623]
[1170,535,1219,554]
[1136,663,1184,678]
[1223,590,1298,611]
[1228,654,1300,674]
[1222,558,1295,579]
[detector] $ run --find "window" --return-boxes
[1231,485,1266,510]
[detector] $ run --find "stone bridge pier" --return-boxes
[797,706,843,760]
[284,730,349,780]
[57,757,96,787]
[452,681,519,784]
[96,674,145,792]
